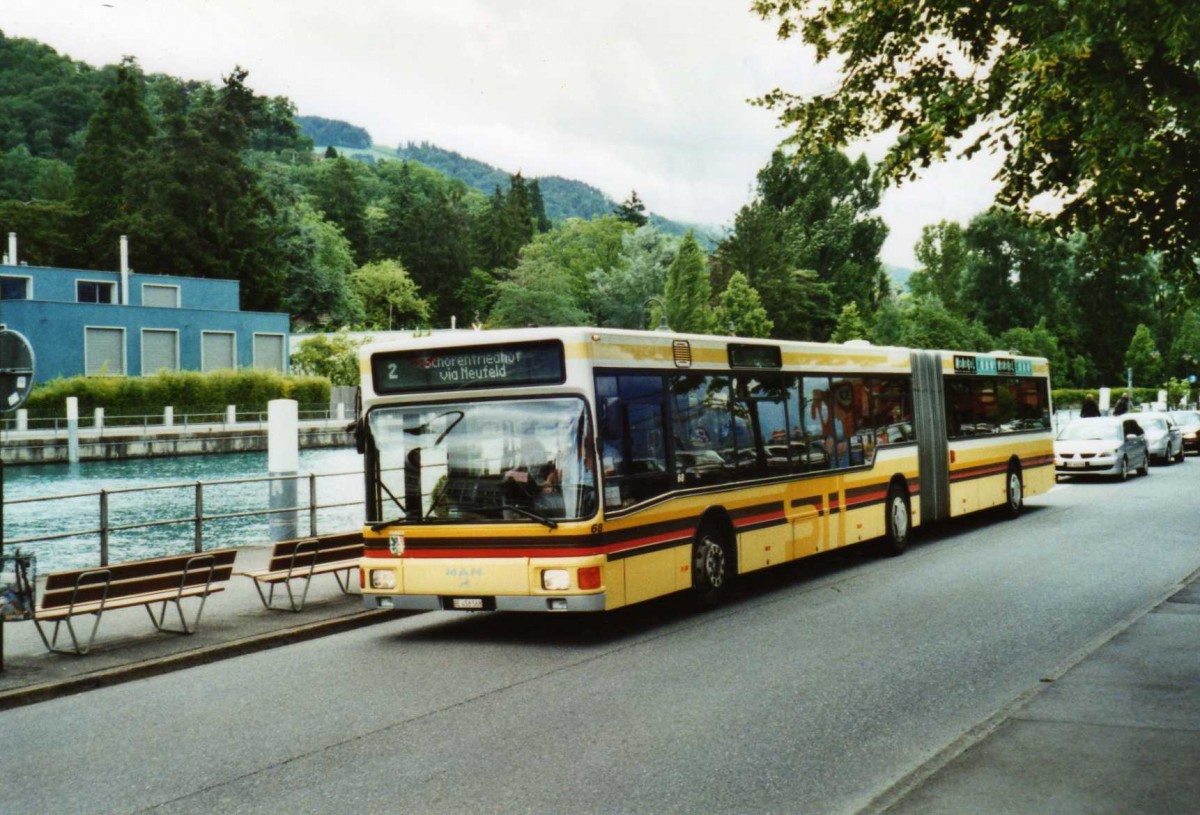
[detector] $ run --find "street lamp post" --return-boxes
[642,297,670,332]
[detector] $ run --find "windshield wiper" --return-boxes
[375,503,558,531]
[443,503,559,530]
[369,515,407,532]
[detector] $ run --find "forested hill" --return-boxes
[309,129,718,242]
[294,116,370,150]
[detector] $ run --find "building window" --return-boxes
[253,333,285,372]
[141,329,179,375]
[85,327,125,376]
[1,275,30,300]
[77,280,116,304]
[142,283,180,308]
[202,331,236,372]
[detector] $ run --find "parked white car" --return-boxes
[1054,417,1150,481]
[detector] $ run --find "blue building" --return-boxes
[0,243,290,381]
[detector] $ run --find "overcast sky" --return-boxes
[6,0,1004,268]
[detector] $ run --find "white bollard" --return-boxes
[1098,387,1111,413]
[336,402,345,421]
[16,408,27,431]
[163,405,174,428]
[268,399,300,542]
[66,397,79,464]
[94,407,104,429]
[226,404,236,425]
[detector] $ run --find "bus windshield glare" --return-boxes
[368,397,597,524]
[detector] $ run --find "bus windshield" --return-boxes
[367,397,597,524]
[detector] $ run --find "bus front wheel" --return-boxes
[1005,463,1024,518]
[691,528,731,607]
[878,484,910,557]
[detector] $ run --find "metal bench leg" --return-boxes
[146,593,209,635]
[332,568,358,595]
[282,573,313,612]
[33,611,104,656]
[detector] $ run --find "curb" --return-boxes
[0,609,401,712]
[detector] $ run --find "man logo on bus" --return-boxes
[389,534,405,556]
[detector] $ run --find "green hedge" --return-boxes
[1052,388,1176,408]
[23,369,331,419]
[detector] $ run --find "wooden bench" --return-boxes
[30,549,237,656]
[242,534,363,612]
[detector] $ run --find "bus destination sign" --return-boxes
[372,340,565,394]
[953,355,1033,377]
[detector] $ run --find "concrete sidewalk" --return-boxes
[0,543,398,710]
[875,572,1200,815]
[1,550,1196,814]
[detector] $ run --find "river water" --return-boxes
[3,447,365,573]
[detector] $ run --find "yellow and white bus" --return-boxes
[356,328,1054,612]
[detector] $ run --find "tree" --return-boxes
[1167,310,1200,381]
[290,333,367,386]
[1069,230,1157,384]
[716,147,888,335]
[587,225,678,328]
[529,178,551,233]
[351,259,432,330]
[909,221,967,312]
[613,190,649,227]
[998,321,1068,384]
[1125,323,1163,386]
[663,231,714,334]
[897,297,994,352]
[118,70,284,308]
[521,215,631,315]
[313,156,369,261]
[830,302,869,343]
[959,208,1073,337]
[487,256,588,328]
[716,272,773,338]
[71,57,154,264]
[753,0,1200,284]
[277,204,363,330]
[373,161,473,323]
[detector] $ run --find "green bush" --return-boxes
[24,370,331,419]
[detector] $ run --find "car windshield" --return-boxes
[1172,411,1200,425]
[1058,421,1121,441]
[1141,418,1167,433]
[367,397,597,524]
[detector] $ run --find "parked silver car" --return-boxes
[1170,410,1200,454]
[1054,417,1150,480]
[1136,413,1185,464]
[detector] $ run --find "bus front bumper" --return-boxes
[364,593,608,612]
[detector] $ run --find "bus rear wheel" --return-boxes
[691,528,731,608]
[877,484,910,557]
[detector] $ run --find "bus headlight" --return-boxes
[542,569,571,591]
[370,570,397,590]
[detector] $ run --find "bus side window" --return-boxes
[670,375,734,487]
[802,376,834,472]
[595,374,671,508]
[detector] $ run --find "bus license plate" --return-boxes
[452,598,485,610]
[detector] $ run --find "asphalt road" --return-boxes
[9,460,1200,814]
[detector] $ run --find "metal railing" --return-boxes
[3,469,365,570]
[0,406,345,440]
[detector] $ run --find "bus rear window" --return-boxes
[372,340,565,394]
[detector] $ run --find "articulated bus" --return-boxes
[356,328,1054,613]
